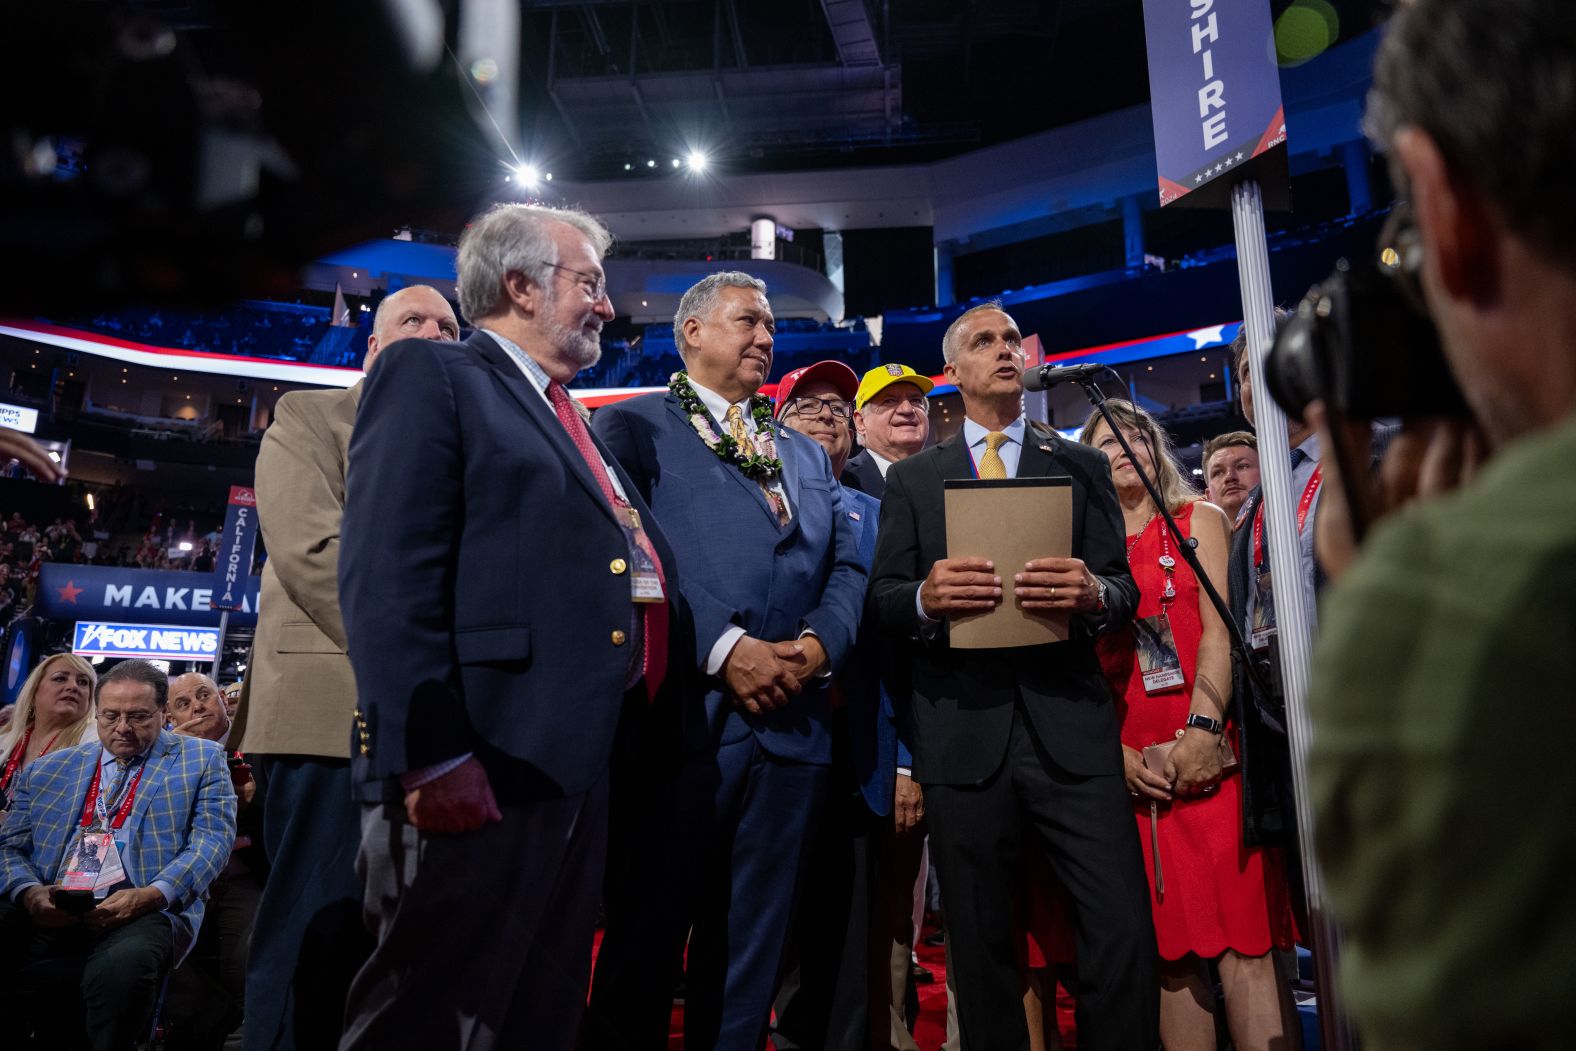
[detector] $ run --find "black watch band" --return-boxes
[1185,713,1225,735]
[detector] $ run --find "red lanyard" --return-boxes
[79,759,147,831]
[1253,465,1323,571]
[1,727,61,794]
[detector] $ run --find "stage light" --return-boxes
[179,541,193,552]
[86,493,95,511]
[686,150,708,173]
[671,158,681,169]
[624,163,632,171]
[544,172,553,182]
[515,164,541,188]
[646,159,656,168]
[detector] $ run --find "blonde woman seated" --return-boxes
[0,654,97,823]
[1078,401,1298,1051]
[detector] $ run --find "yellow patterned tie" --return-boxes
[724,405,752,449]
[725,406,790,525]
[979,431,1009,479]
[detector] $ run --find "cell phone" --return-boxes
[52,887,96,914]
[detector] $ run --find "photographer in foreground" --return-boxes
[1303,1,1576,1047]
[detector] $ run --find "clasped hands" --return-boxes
[722,634,828,716]
[1122,727,1226,803]
[919,556,1099,619]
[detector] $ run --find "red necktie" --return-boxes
[547,381,668,701]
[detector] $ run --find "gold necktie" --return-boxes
[724,405,752,449]
[979,431,1009,479]
[725,406,790,525]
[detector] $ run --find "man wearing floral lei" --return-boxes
[585,272,866,1051]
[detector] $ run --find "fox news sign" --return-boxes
[73,621,221,662]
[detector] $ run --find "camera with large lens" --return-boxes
[1265,214,1470,422]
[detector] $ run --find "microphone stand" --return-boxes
[1070,370,1274,701]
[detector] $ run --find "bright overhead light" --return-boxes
[515,164,541,187]
[670,158,681,168]
[686,150,708,172]
[544,172,553,182]
[646,159,656,168]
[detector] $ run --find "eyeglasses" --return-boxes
[97,710,158,727]
[865,394,929,414]
[546,263,608,302]
[785,397,853,420]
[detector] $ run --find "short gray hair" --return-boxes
[97,658,169,708]
[1364,0,1576,275]
[673,272,768,356]
[455,204,613,325]
[941,299,1007,364]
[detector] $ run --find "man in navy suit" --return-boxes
[766,360,893,1051]
[586,275,866,1051]
[336,203,681,1051]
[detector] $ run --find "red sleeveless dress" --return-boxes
[1097,502,1297,961]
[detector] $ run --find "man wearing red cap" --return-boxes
[769,362,899,1050]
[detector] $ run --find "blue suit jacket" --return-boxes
[593,392,866,764]
[0,731,235,961]
[340,331,685,800]
[837,484,911,817]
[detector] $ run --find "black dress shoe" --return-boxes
[911,961,935,984]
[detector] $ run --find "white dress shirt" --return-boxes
[915,415,1030,624]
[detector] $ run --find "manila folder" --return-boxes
[944,477,1073,649]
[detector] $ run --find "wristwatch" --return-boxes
[1185,712,1225,735]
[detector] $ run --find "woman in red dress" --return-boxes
[1079,401,1298,1051]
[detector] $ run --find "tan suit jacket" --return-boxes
[237,383,360,758]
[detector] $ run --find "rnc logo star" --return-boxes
[54,580,83,604]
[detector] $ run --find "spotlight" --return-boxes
[544,172,553,182]
[686,150,708,173]
[671,158,681,168]
[646,159,656,168]
[179,541,193,552]
[514,164,541,188]
[624,163,632,171]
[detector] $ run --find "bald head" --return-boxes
[366,285,460,371]
[168,672,231,743]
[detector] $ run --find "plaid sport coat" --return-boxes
[0,730,236,960]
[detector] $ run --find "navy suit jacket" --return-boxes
[840,450,886,499]
[837,484,911,817]
[592,391,865,765]
[339,331,684,800]
[868,422,1138,785]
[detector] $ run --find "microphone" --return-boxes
[1022,362,1106,392]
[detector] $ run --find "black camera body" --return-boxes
[1266,258,1470,421]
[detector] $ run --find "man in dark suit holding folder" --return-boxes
[867,300,1157,1049]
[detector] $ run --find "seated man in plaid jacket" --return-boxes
[0,658,236,1051]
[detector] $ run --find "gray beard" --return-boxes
[547,312,602,371]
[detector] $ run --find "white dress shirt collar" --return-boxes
[690,380,756,434]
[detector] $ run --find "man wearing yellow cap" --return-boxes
[843,364,934,499]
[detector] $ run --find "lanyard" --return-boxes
[1,727,61,794]
[1253,465,1323,571]
[79,760,147,831]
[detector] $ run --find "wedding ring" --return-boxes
[1050,586,1057,599]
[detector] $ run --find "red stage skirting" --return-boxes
[592,924,1078,1049]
